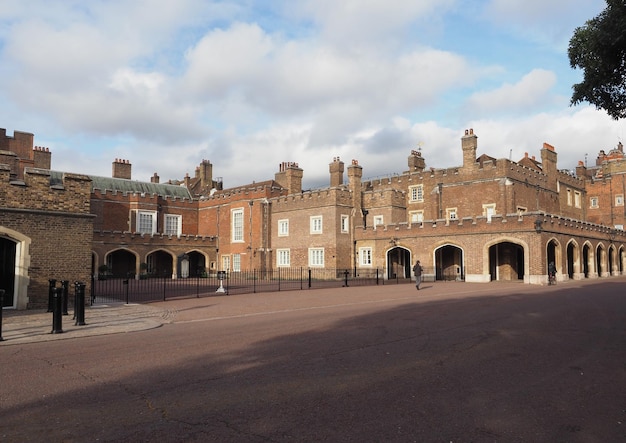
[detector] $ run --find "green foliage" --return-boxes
[568,0,626,119]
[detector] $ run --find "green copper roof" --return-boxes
[50,171,192,199]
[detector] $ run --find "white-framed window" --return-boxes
[232,208,244,242]
[567,189,572,206]
[409,210,424,224]
[373,215,384,227]
[483,204,496,222]
[137,210,157,234]
[590,197,599,208]
[278,219,289,236]
[616,194,624,206]
[222,255,230,272]
[341,215,349,233]
[574,191,582,208]
[309,248,324,267]
[277,249,290,267]
[164,214,182,236]
[359,247,372,266]
[310,216,322,234]
[615,224,624,230]
[446,208,458,221]
[409,184,424,202]
[232,253,241,272]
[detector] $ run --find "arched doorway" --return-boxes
[434,245,464,281]
[566,241,577,280]
[107,249,137,278]
[0,237,16,307]
[608,245,616,276]
[186,250,207,277]
[489,242,524,281]
[582,243,591,278]
[387,247,411,280]
[147,250,173,278]
[596,244,606,277]
[547,239,558,276]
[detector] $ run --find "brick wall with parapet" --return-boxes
[200,184,287,206]
[362,188,406,209]
[0,166,91,213]
[271,187,353,211]
[355,211,625,243]
[93,230,217,242]
[363,157,584,193]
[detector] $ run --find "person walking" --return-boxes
[548,261,556,285]
[413,259,423,290]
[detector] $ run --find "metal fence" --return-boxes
[90,267,429,304]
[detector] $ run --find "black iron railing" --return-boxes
[90,267,427,304]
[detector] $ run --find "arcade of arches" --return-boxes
[93,249,208,279]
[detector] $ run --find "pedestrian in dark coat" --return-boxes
[413,260,423,290]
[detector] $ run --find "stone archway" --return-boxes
[434,244,464,281]
[566,240,578,280]
[106,249,138,278]
[488,241,524,281]
[146,250,174,278]
[596,244,606,277]
[582,243,592,278]
[0,228,31,309]
[186,250,208,277]
[386,246,411,280]
[0,237,17,307]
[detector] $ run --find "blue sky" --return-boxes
[0,0,621,189]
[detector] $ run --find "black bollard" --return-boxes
[61,280,69,316]
[47,279,57,312]
[51,287,64,334]
[74,281,86,326]
[0,289,5,342]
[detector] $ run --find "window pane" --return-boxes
[165,215,180,236]
[138,212,154,234]
[232,209,243,241]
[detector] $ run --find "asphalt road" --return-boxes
[1,279,625,442]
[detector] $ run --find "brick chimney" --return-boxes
[32,146,52,169]
[347,159,363,214]
[329,157,344,187]
[461,128,477,169]
[198,159,213,188]
[150,172,160,183]
[274,161,303,194]
[112,158,132,179]
[407,149,425,172]
[541,142,557,177]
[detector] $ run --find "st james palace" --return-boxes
[1,127,625,309]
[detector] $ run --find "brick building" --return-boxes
[194,128,624,285]
[1,127,625,309]
[1,129,92,309]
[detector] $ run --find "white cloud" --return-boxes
[1,0,623,194]
[484,0,607,48]
[465,69,558,115]
[292,0,456,47]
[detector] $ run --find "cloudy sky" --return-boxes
[0,0,622,189]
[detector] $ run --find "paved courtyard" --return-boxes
[1,277,625,442]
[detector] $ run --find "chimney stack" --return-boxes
[274,161,303,194]
[112,158,132,179]
[461,128,477,169]
[329,157,344,187]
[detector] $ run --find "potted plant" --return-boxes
[139,262,149,279]
[98,264,110,280]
